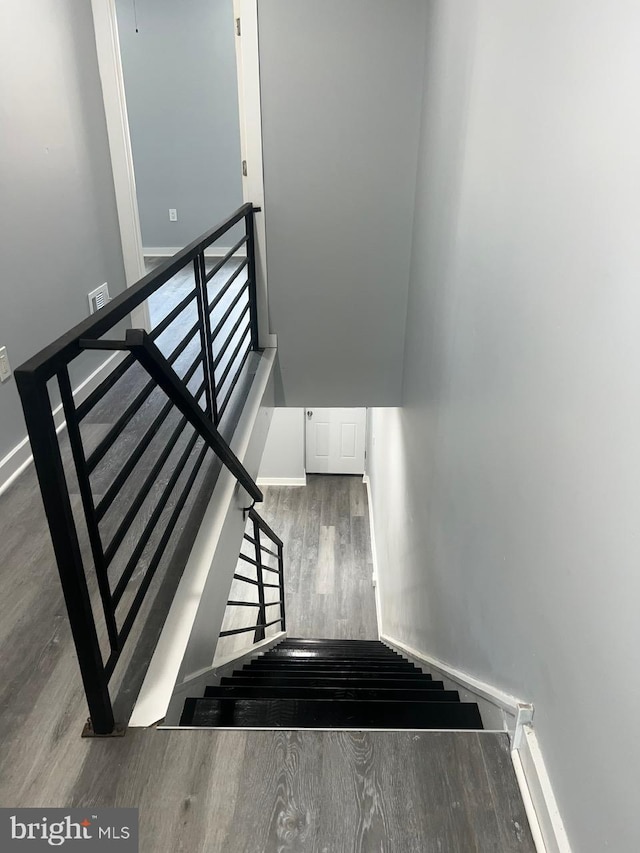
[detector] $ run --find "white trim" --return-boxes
[514,725,573,853]
[257,476,307,487]
[143,246,248,259]
[0,354,123,498]
[381,634,527,718]
[91,0,150,331]
[363,474,383,639]
[212,630,286,670]
[129,349,277,727]
[176,631,286,688]
[233,0,276,349]
[160,725,508,733]
[512,747,547,853]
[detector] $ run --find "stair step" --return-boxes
[275,637,382,649]
[266,649,402,659]
[232,668,430,680]
[205,685,460,702]
[181,697,483,729]
[221,675,441,689]
[247,661,419,671]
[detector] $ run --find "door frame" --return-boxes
[91,0,149,331]
[91,0,275,346]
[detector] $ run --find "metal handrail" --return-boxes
[16,203,257,381]
[15,204,266,736]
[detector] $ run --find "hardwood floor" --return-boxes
[214,475,378,661]
[0,445,534,849]
[261,475,378,639]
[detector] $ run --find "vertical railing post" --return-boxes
[193,252,220,426]
[58,367,120,655]
[278,542,286,632]
[193,252,219,424]
[252,517,267,642]
[245,208,260,352]
[15,372,115,735]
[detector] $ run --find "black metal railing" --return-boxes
[14,203,280,736]
[219,507,286,644]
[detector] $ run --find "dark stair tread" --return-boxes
[248,661,419,670]
[282,638,383,643]
[274,640,390,649]
[265,650,403,659]
[181,697,483,729]
[263,655,405,663]
[204,685,461,702]
[236,668,428,679]
[221,675,441,688]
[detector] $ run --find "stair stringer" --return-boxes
[128,348,277,728]
[162,630,287,726]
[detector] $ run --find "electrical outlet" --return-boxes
[0,346,11,383]
[169,208,178,221]
[88,283,110,315]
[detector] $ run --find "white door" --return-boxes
[305,408,366,474]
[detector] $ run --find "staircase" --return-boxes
[179,638,483,729]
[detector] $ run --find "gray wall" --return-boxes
[368,1,640,851]
[115,0,243,248]
[258,0,426,406]
[258,408,305,482]
[0,0,127,465]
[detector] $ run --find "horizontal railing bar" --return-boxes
[204,236,248,284]
[233,573,280,589]
[84,321,202,474]
[17,204,255,381]
[207,259,248,315]
[238,553,279,575]
[243,534,279,559]
[248,508,284,548]
[150,289,198,341]
[76,355,135,421]
[107,442,209,678]
[110,429,201,595]
[213,318,251,378]
[233,572,258,586]
[219,618,282,638]
[215,323,251,388]
[95,370,205,521]
[216,343,252,421]
[211,282,250,343]
[226,600,260,607]
[101,380,205,558]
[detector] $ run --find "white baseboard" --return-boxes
[363,474,383,639]
[256,475,307,487]
[143,246,248,259]
[514,725,572,853]
[0,353,123,498]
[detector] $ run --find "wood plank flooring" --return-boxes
[0,442,534,849]
[263,475,378,639]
